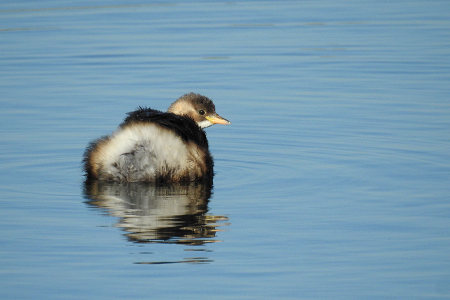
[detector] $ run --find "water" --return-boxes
[1,1,450,299]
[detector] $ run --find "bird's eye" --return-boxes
[199,110,205,115]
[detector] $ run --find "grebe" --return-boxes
[84,93,230,182]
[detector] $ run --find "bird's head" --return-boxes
[168,93,231,129]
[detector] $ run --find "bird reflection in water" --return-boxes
[84,179,229,246]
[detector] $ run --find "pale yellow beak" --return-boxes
[206,114,231,125]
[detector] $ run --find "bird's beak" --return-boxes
[206,114,231,125]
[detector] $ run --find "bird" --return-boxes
[83,93,230,183]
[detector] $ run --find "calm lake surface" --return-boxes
[1,1,450,299]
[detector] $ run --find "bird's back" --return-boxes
[84,108,213,183]
[122,107,209,147]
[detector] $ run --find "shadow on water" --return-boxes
[84,179,229,250]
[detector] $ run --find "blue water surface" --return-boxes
[1,1,450,299]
